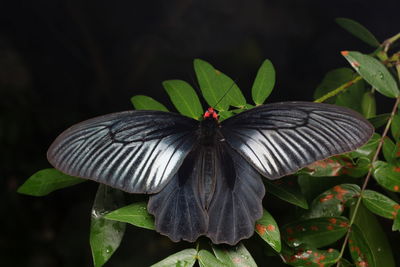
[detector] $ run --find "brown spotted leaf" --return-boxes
[282,217,348,248]
[303,184,360,219]
[255,209,281,252]
[362,190,400,219]
[349,224,376,267]
[372,161,400,192]
[282,246,339,267]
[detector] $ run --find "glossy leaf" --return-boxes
[264,176,308,209]
[341,51,400,98]
[151,249,197,267]
[368,113,390,129]
[382,138,399,164]
[17,168,85,196]
[255,209,281,252]
[197,250,225,267]
[348,224,375,267]
[211,243,257,267]
[349,133,380,159]
[131,95,169,111]
[335,18,380,47]
[304,184,360,219]
[282,217,348,248]
[163,80,203,120]
[251,59,275,105]
[372,161,400,192]
[351,204,395,267]
[90,185,126,267]
[104,202,155,230]
[362,190,400,219]
[361,91,376,119]
[282,246,339,267]
[393,211,400,231]
[194,59,245,110]
[391,114,400,141]
[314,68,365,113]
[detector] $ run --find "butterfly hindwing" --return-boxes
[47,110,198,193]
[221,102,374,180]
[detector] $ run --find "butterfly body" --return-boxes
[47,102,374,245]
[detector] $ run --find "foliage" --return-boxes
[18,18,400,266]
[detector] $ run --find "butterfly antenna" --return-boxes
[213,79,237,109]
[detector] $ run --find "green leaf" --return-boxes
[351,203,396,267]
[303,184,360,219]
[264,176,308,209]
[211,243,257,267]
[335,18,380,47]
[372,161,400,192]
[341,51,400,98]
[104,202,155,230]
[393,211,400,231]
[282,246,340,267]
[361,91,376,119]
[362,190,400,219]
[382,138,398,164]
[193,59,246,111]
[349,133,380,159]
[151,249,197,267]
[197,250,226,267]
[314,68,365,113]
[348,224,376,267]
[131,95,169,111]
[255,209,281,252]
[251,59,275,105]
[163,80,203,119]
[391,114,400,141]
[282,217,348,248]
[17,168,85,196]
[90,185,126,267]
[368,113,390,129]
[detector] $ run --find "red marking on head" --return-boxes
[327,225,334,231]
[394,185,399,191]
[256,224,267,235]
[341,51,349,56]
[329,218,337,224]
[203,107,218,119]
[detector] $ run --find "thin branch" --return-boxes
[314,76,362,103]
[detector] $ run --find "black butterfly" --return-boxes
[47,102,374,245]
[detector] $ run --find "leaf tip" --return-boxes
[341,50,349,56]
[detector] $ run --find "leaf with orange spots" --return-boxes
[281,246,339,267]
[282,217,348,248]
[362,190,399,219]
[372,161,400,192]
[303,184,360,219]
[264,176,308,209]
[302,157,344,177]
[341,51,399,98]
[211,243,257,267]
[348,224,376,267]
[255,209,281,252]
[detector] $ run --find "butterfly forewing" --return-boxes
[47,110,198,193]
[221,102,374,180]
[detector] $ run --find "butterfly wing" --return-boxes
[147,143,265,245]
[47,110,198,193]
[220,102,374,179]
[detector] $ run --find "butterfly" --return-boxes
[47,101,374,245]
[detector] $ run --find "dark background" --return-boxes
[2,0,400,266]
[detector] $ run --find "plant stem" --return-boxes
[383,32,400,52]
[314,76,362,103]
[335,96,400,266]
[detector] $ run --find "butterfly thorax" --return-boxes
[199,108,220,146]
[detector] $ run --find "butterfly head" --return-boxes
[203,107,218,120]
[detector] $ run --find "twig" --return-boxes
[314,76,362,103]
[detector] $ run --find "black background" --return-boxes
[2,0,400,266]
